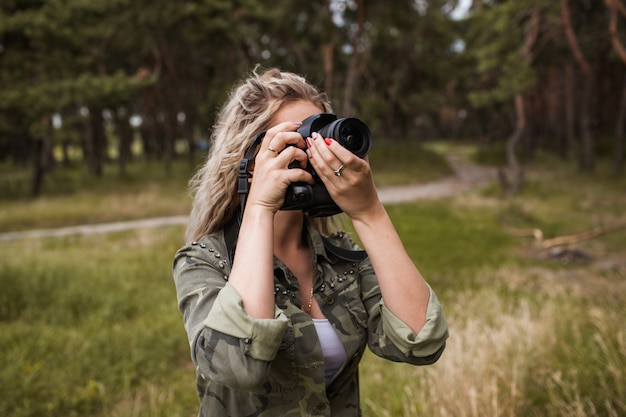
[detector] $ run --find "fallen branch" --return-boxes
[540,222,626,249]
[500,221,626,249]
[500,223,543,241]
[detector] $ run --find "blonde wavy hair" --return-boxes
[186,67,334,242]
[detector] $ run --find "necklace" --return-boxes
[306,285,314,314]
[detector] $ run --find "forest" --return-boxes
[2,2,626,417]
[1,0,625,196]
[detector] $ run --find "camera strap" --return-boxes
[223,131,266,262]
[238,131,266,216]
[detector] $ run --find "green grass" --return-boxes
[0,142,450,232]
[0,159,196,232]
[1,143,625,416]
[0,227,198,417]
[386,201,516,276]
[369,140,453,186]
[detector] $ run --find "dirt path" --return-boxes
[0,155,496,241]
[377,153,496,203]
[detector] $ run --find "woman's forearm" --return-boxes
[227,206,277,319]
[352,202,430,333]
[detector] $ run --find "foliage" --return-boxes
[466,1,545,107]
[2,0,625,197]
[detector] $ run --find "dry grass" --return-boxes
[360,265,626,417]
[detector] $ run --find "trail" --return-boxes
[0,155,496,241]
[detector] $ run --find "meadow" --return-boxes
[1,143,625,417]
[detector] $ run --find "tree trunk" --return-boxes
[561,0,595,172]
[546,66,564,155]
[61,140,71,166]
[117,113,133,177]
[164,110,175,175]
[498,8,540,197]
[616,79,626,175]
[31,137,45,197]
[499,93,525,197]
[322,43,334,95]
[31,116,53,196]
[184,110,197,168]
[341,0,366,116]
[563,63,577,160]
[87,109,106,177]
[604,0,626,174]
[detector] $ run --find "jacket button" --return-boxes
[325,297,335,305]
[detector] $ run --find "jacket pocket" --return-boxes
[261,323,299,393]
[345,297,368,330]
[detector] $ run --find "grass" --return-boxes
[369,140,453,186]
[0,160,197,232]
[1,142,625,416]
[0,227,197,417]
[0,142,449,232]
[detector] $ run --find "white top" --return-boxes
[312,318,347,384]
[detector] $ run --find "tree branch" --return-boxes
[604,0,626,65]
[611,0,626,17]
[501,220,626,249]
[541,222,626,248]
[561,0,593,77]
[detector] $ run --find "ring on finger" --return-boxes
[334,164,345,177]
[267,145,278,154]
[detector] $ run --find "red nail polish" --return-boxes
[306,138,313,147]
[324,138,332,146]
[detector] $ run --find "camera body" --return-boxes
[281,113,371,217]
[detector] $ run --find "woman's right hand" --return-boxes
[246,121,314,213]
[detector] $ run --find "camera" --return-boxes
[281,113,371,217]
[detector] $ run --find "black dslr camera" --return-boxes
[281,113,371,217]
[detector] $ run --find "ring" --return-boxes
[267,145,277,154]
[333,164,345,177]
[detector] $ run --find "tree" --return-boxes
[465,1,555,195]
[561,0,596,172]
[0,0,154,193]
[603,0,626,175]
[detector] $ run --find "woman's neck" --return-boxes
[273,211,306,254]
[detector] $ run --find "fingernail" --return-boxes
[312,132,320,140]
[292,121,302,126]
[324,138,332,146]
[306,138,313,147]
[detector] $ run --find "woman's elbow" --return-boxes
[193,331,270,391]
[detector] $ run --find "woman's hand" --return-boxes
[307,132,431,333]
[246,122,314,213]
[305,133,382,221]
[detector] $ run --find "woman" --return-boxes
[172,68,448,417]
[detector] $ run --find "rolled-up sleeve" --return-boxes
[380,285,448,359]
[172,236,288,390]
[205,283,288,361]
[357,257,448,365]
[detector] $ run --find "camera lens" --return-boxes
[322,118,371,158]
[339,125,362,153]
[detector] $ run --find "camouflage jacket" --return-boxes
[172,221,448,417]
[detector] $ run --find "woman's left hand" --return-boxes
[305,133,381,221]
[308,133,432,335]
